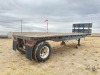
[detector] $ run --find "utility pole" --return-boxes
[21,20,22,33]
[44,19,48,33]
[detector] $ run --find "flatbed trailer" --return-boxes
[13,23,92,62]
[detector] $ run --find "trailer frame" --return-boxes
[12,23,92,62]
[13,33,90,62]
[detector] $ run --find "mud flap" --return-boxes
[25,45,33,60]
[13,41,17,51]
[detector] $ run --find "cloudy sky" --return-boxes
[0,0,100,33]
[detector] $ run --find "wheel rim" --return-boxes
[40,46,49,59]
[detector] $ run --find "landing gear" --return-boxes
[76,38,81,49]
[77,39,80,46]
[61,41,66,45]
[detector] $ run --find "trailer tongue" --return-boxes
[13,23,92,62]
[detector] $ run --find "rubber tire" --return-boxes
[17,44,25,54]
[33,41,51,62]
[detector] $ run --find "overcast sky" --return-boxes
[0,0,100,33]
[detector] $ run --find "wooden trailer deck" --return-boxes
[13,32,90,38]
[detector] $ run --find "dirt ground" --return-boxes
[0,37,100,75]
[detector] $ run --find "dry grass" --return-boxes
[0,37,100,75]
[90,33,100,37]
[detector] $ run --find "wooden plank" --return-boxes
[13,32,89,38]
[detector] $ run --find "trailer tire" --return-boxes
[33,41,51,62]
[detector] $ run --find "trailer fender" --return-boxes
[13,41,17,51]
[25,45,33,60]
